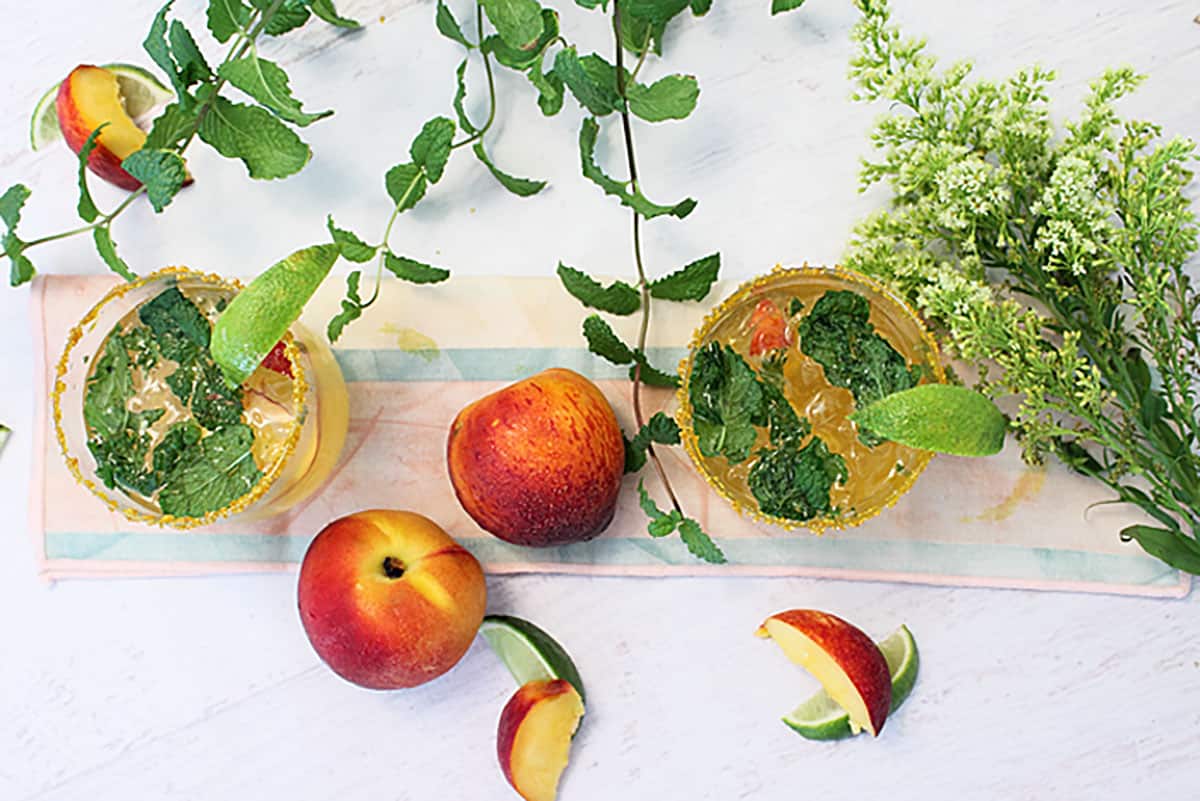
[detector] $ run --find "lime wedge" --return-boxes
[783,625,919,741]
[850,384,1008,456]
[28,63,171,151]
[479,615,585,701]
[211,245,340,386]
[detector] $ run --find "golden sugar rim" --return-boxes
[675,263,946,534]
[51,266,308,530]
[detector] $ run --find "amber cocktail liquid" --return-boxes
[54,268,349,528]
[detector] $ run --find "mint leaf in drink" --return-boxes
[582,314,635,364]
[158,423,262,517]
[122,149,188,212]
[143,103,198,150]
[93,227,136,281]
[206,0,251,42]
[384,163,429,211]
[649,253,719,301]
[770,0,807,14]
[84,334,133,440]
[218,56,332,126]
[748,436,846,522]
[626,74,699,122]
[481,0,545,50]
[437,0,474,47]
[169,20,213,85]
[326,215,377,262]
[76,125,106,223]
[579,118,696,219]
[557,263,640,314]
[678,518,725,563]
[305,0,360,28]
[554,48,620,116]
[327,271,363,343]
[383,252,451,284]
[689,341,763,463]
[410,117,456,183]
[139,286,210,358]
[153,420,202,477]
[473,144,547,196]
[198,96,312,179]
[192,360,245,429]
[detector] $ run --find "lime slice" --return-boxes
[479,615,585,701]
[28,63,171,151]
[782,625,919,741]
[211,244,340,386]
[850,384,1008,456]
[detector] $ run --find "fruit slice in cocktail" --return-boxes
[53,267,348,528]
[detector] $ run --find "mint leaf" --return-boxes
[436,0,473,47]
[618,7,662,57]
[484,9,559,70]
[260,0,311,35]
[630,354,679,388]
[384,163,429,211]
[748,436,847,523]
[207,0,251,42]
[576,0,604,8]
[326,215,377,262]
[649,253,719,301]
[139,286,211,354]
[624,434,648,472]
[5,234,34,286]
[582,314,635,364]
[579,117,697,219]
[625,412,681,472]
[218,56,332,127]
[624,0,689,24]
[678,518,725,563]
[554,48,620,116]
[481,0,545,50]
[305,0,360,27]
[198,96,311,179]
[122,149,188,213]
[689,342,763,463]
[144,103,198,150]
[690,0,712,15]
[473,143,547,197]
[410,117,455,183]
[558,264,639,314]
[0,184,31,231]
[144,2,185,101]
[626,74,699,122]
[192,360,245,429]
[158,423,263,517]
[328,270,363,342]
[637,479,681,536]
[153,420,202,479]
[528,67,565,116]
[93,227,136,281]
[84,335,133,440]
[168,20,213,86]
[770,0,807,14]
[76,125,106,223]
[384,252,451,284]
[452,60,477,134]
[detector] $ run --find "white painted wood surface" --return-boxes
[2,1,1199,798]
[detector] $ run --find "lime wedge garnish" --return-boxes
[782,625,919,741]
[479,615,585,701]
[29,62,172,151]
[211,244,340,386]
[850,383,1008,456]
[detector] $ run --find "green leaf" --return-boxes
[93,227,136,281]
[436,0,474,48]
[122,149,188,213]
[481,0,545,50]
[625,412,681,472]
[689,0,712,15]
[575,0,604,9]
[144,2,183,100]
[689,342,763,463]
[410,117,456,183]
[327,270,363,342]
[169,20,213,86]
[473,144,547,197]
[305,0,360,28]
[260,0,311,35]
[630,354,680,388]
[624,434,647,472]
[557,264,640,314]
[384,163,429,210]
[618,7,662,58]
[578,118,697,219]
[770,0,807,14]
[678,518,725,563]
[528,67,565,116]
[144,103,198,150]
[452,60,477,134]
[649,253,719,301]
[207,0,252,42]
[553,48,620,116]
[83,334,133,440]
[748,436,847,523]
[158,423,263,517]
[138,285,210,356]
[326,215,377,262]
[0,184,31,231]
[76,125,106,223]
[637,479,681,536]
[1121,525,1200,574]
[218,56,332,127]
[198,96,312,179]
[582,314,635,364]
[153,420,203,479]
[5,239,34,287]
[383,252,451,284]
[484,10,559,70]
[623,0,689,24]
[626,74,699,122]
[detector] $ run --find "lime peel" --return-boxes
[28,62,171,151]
[851,383,1008,457]
[479,614,585,702]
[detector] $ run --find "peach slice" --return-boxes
[757,609,892,736]
[497,679,585,801]
[56,65,149,191]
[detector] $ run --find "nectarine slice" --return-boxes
[497,679,584,801]
[56,65,148,191]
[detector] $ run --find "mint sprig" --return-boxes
[638,480,726,563]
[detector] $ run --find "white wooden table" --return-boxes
[2,1,1198,798]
